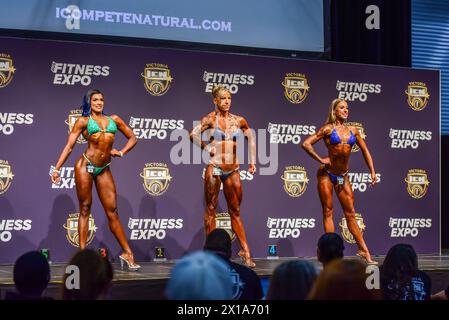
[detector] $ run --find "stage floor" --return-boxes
[1,253,449,299]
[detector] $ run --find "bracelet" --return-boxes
[53,169,60,174]
[119,151,123,157]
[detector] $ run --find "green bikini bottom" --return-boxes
[83,153,111,177]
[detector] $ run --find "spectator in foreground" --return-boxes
[266,260,318,300]
[308,259,382,300]
[62,249,113,300]
[204,228,263,300]
[431,285,448,300]
[5,251,51,300]
[165,250,233,300]
[317,232,345,268]
[380,243,431,300]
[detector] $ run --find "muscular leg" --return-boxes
[223,171,255,267]
[204,165,221,236]
[95,168,137,266]
[335,177,374,263]
[74,157,93,250]
[317,166,335,232]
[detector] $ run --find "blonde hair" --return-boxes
[326,98,346,124]
[211,85,230,99]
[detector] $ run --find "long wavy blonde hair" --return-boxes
[326,98,347,124]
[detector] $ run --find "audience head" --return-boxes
[13,251,50,298]
[204,228,232,259]
[266,260,318,300]
[317,232,344,267]
[380,243,420,299]
[382,243,418,278]
[165,250,233,300]
[308,259,382,300]
[62,249,113,300]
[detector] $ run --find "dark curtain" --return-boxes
[443,136,449,249]
[331,0,411,67]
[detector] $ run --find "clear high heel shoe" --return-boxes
[238,250,256,268]
[356,251,378,265]
[119,254,141,271]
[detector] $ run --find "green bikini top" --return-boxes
[87,116,118,136]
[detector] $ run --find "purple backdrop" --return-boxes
[0,37,440,263]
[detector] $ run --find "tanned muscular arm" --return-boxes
[240,117,256,174]
[190,113,214,154]
[301,124,332,165]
